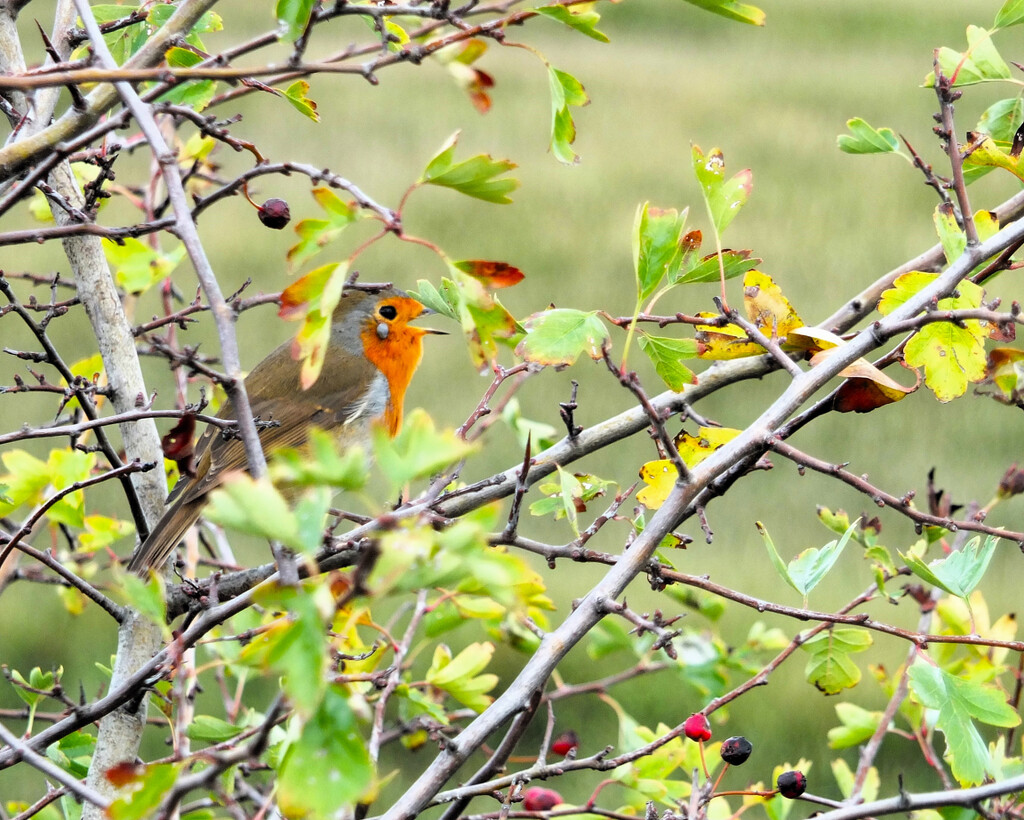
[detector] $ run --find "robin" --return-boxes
[126,285,441,574]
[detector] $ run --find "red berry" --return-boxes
[522,787,562,811]
[719,735,752,765]
[257,197,291,229]
[683,712,712,742]
[551,730,579,757]
[777,770,807,799]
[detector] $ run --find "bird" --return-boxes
[126,285,442,575]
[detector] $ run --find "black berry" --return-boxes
[257,198,291,229]
[719,735,752,765]
[777,770,807,799]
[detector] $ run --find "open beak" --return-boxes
[414,306,448,336]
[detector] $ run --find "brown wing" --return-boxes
[171,335,382,506]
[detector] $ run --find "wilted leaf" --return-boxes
[675,426,740,467]
[963,131,1024,183]
[636,460,677,509]
[743,270,803,336]
[809,348,918,412]
[282,79,319,121]
[453,260,525,289]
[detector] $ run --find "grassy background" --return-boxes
[2,0,1024,808]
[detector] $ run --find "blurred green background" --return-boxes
[2,0,1024,809]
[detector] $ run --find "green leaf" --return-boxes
[899,536,999,600]
[535,4,609,42]
[204,474,303,551]
[279,260,350,389]
[879,271,988,401]
[420,131,519,202]
[244,585,330,717]
[909,661,1020,785]
[278,686,374,815]
[801,628,872,694]
[277,0,315,42]
[757,521,799,595]
[837,117,903,155]
[529,467,614,535]
[681,0,765,26]
[426,642,499,712]
[828,702,883,749]
[515,308,609,365]
[995,0,1024,28]
[673,248,761,285]
[270,428,369,490]
[633,202,687,300]
[286,188,358,269]
[637,334,699,391]
[691,144,753,236]
[158,47,217,111]
[186,715,244,742]
[103,237,186,294]
[108,763,182,820]
[373,408,477,491]
[758,520,858,601]
[934,202,967,264]
[548,66,589,165]
[786,520,858,598]
[116,570,170,638]
[927,27,1012,86]
[282,80,320,122]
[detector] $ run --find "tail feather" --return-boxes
[126,496,207,574]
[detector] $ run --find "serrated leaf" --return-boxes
[637,334,699,391]
[279,261,350,388]
[282,79,319,121]
[515,308,609,365]
[420,131,518,202]
[548,66,589,165]
[899,536,999,600]
[158,47,217,111]
[286,188,358,269]
[278,686,374,814]
[535,3,609,42]
[909,661,1020,785]
[205,474,302,551]
[633,203,687,299]
[682,0,765,25]
[673,248,761,285]
[372,408,477,491]
[801,628,872,694]
[692,144,753,235]
[837,117,902,155]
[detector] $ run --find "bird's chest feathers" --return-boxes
[341,371,391,436]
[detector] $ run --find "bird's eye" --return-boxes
[379,304,398,321]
